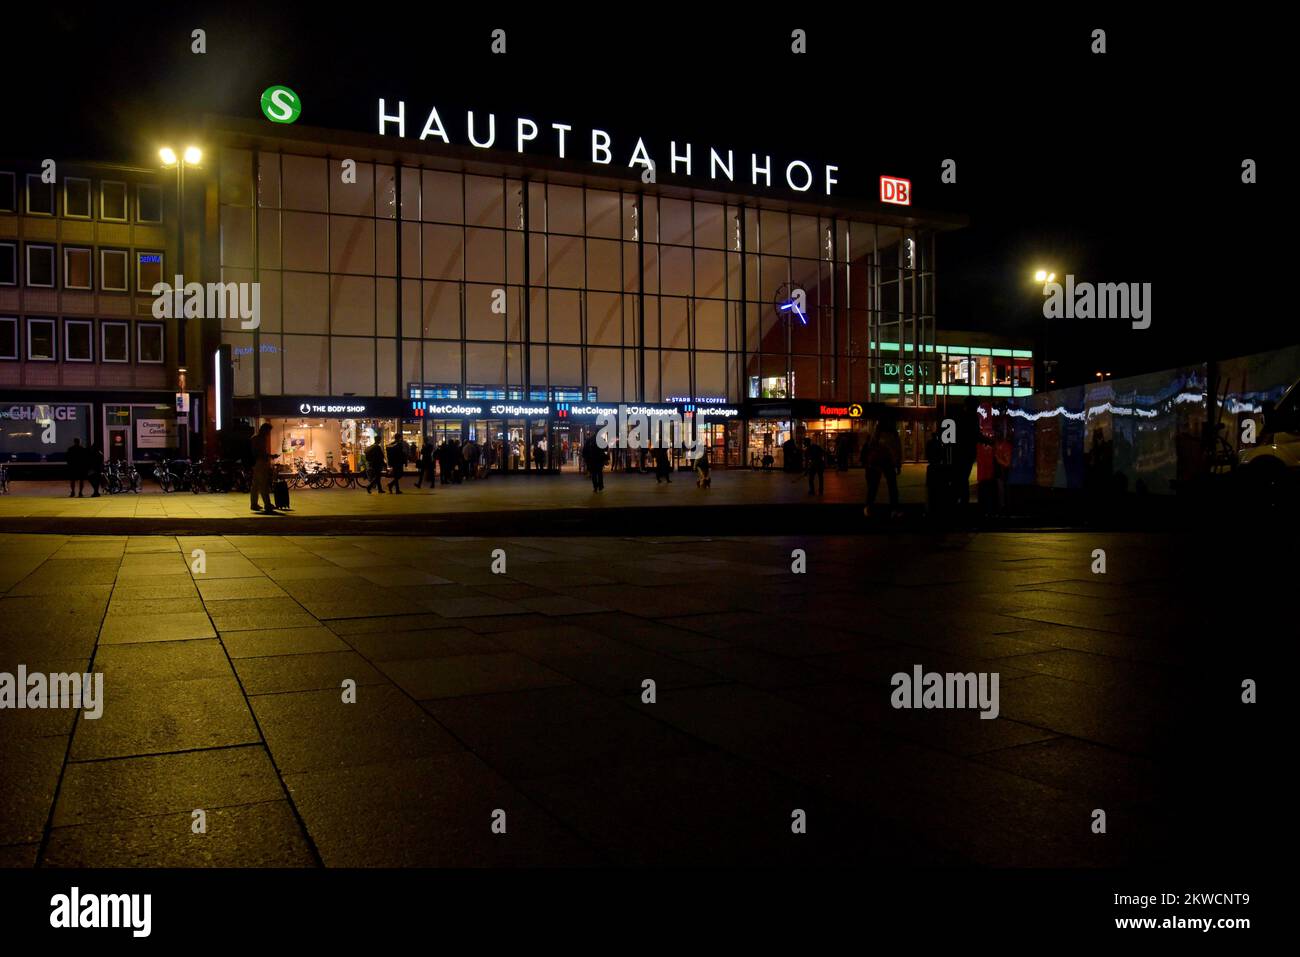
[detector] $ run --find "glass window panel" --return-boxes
[64,178,91,217]
[281,211,329,271]
[101,250,128,291]
[694,248,725,299]
[693,202,725,249]
[136,251,163,292]
[26,245,54,287]
[586,239,621,292]
[65,321,92,361]
[221,205,253,268]
[331,337,375,393]
[465,284,506,340]
[588,292,621,346]
[790,214,819,258]
[694,299,725,351]
[422,224,464,280]
[102,322,128,361]
[330,161,374,216]
[28,319,55,359]
[327,214,374,274]
[466,341,506,384]
[422,280,460,338]
[283,334,329,393]
[424,340,461,383]
[282,272,329,333]
[26,176,54,215]
[547,234,584,288]
[662,297,688,350]
[280,155,327,211]
[329,275,375,335]
[258,153,281,208]
[464,175,504,227]
[465,227,505,283]
[659,245,692,297]
[546,185,583,235]
[587,347,620,400]
[659,198,692,246]
[137,323,164,363]
[586,190,620,238]
[137,184,163,223]
[0,244,14,285]
[548,289,581,343]
[661,350,690,399]
[759,208,788,255]
[64,248,92,289]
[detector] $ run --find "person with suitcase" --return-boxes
[250,422,280,513]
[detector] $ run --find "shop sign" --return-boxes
[2,404,82,422]
[136,419,178,449]
[880,175,911,205]
[410,401,486,417]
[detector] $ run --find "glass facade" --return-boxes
[217,146,939,410]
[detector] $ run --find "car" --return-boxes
[1238,377,1300,502]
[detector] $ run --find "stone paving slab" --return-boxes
[0,529,1263,868]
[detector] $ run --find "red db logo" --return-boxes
[880,176,911,206]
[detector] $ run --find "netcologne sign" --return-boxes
[378,100,842,196]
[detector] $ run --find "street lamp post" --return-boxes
[160,146,202,459]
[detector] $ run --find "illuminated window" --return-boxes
[64,248,92,289]
[137,252,164,291]
[101,249,128,291]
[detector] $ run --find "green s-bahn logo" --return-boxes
[260,85,301,124]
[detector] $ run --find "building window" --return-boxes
[102,321,129,362]
[64,247,92,289]
[0,243,15,286]
[26,244,56,288]
[137,184,163,223]
[137,251,164,292]
[101,181,128,221]
[137,322,164,363]
[65,320,93,362]
[64,177,92,218]
[26,175,54,215]
[101,249,129,291]
[0,172,14,213]
[27,318,56,360]
[0,318,17,360]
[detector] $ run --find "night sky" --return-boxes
[11,8,1284,386]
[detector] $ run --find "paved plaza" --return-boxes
[0,528,1262,867]
[0,467,929,520]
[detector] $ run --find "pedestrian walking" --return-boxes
[954,398,979,507]
[653,446,672,483]
[862,414,903,518]
[694,445,712,488]
[364,435,386,493]
[804,437,826,495]
[250,422,279,512]
[582,433,607,491]
[416,441,435,488]
[66,438,87,497]
[86,441,104,497]
[386,435,408,493]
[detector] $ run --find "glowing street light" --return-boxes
[159,144,204,458]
